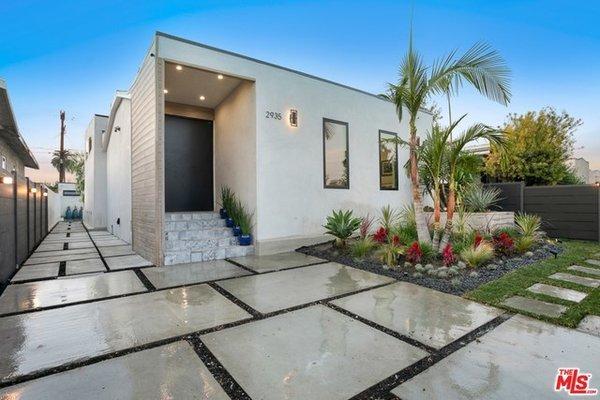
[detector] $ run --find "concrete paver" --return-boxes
[98,245,135,258]
[217,262,394,314]
[143,260,250,289]
[569,265,600,277]
[105,254,153,270]
[229,251,325,273]
[549,272,600,288]
[332,282,503,349]
[0,270,146,315]
[0,284,251,383]
[527,283,588,303]
[11,263,59,282]
[577,315,600,337]
[392,315,600,399]
[203,305,427,400]
[66,258,106,275]
[502,296,567,318]
[0,341,230,400]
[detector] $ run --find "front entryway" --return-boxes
[165,115,213,212]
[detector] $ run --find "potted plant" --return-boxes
[228,199,242,234]
[237,205,254,246]
[219,186,233,219]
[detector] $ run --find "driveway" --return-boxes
[0,221,598,399]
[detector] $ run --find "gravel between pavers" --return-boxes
[298,242,563,296]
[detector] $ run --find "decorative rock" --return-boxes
[450,278,461,287]
[437,270,448,278]
[412,272,423,278]
[525,251,534,257]
[486,264,498,270]
[457,261,467,269]
[469,271,479,278]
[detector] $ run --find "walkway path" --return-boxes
[0,221,598,399]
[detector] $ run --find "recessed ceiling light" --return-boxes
[217,74,224,80]
[163,89,168,94]
[199,95,206,101]
[175,65,183,71]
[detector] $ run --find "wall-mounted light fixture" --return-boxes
[114,126,121,132]
[1,176,13,185]
[199,95,206,101]
[217,74,224,80]
[595,181,600,188]
[163,89,169,94]
[43,191,48,197]
[289,109,298,127]
[176,65,183,71]
[31,187,37,193]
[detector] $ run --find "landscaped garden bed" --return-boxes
[299,202,562,296]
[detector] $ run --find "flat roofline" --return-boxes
[156,32,432,115]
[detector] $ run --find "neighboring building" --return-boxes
[84,32,432,266]
[83,114,108,229]
[567,157,589,184]
[0,78,38,179]
[590,169,600,185]
[56,182,83,218]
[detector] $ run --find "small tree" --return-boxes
[485,108,581,185]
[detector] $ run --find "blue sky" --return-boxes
[1,0,599,182]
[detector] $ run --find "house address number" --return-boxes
[265,111,282,120]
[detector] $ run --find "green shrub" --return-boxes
[378,205,398,231]
[351,237,377,258]
[462,184,502,212]
[377,242,403,267]
[220,186,235,213]
[419,241,436,262]
[515,235,535,253]
[399,205,416,228]
[460,241,495,268]
[228,199,243,226]
[515,213,541,237]
[323,209,362,247]
[237,203,254,235]
[390,223,418,245]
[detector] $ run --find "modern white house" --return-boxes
[84,32,432,266]
[83,114,108,229]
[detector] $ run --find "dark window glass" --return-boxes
[323,119,349,189]
[379,130,398,190]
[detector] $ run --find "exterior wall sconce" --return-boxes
[595,181,600,188]
[1,176,13,184]
[115,126,121,132]
[289,109,298,127]
[31,187,37,193]
[43,190,48,197]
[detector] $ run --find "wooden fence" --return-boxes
[0,173,49,285]
[484,182,600,242]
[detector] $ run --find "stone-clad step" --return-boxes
[164,212,254,265]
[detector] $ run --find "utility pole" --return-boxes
[59,110,66,183]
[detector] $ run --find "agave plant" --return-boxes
[323,209,362,247]
[515,213,542,238]
[462,183,502,212]
[378,205,398,232]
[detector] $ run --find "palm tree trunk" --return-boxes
[439,186,456,251]
[409,120,431,244]
[431,183,441,250]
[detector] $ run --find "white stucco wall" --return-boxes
[106,98,132,242]
[83,115,108,229]
[57,182,83,218]
[214,81,257,219]
[157,34,432,253]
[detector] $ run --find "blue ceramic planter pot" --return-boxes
[219,208,227,219]
[225,217,234,228]
[233,226,242,236]
[239,234,252,246]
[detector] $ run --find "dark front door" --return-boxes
[165,115,214,212]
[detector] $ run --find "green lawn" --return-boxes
[466,240,600,328]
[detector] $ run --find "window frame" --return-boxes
[322,118,350,189]
[1,155,6,170]
[378,130,399,191]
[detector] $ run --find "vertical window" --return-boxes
[323,118,349,189]
[1,155,6,170]
[379,130,398,190]
[87,137,92,153]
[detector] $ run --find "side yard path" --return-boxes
[466,240,600,335]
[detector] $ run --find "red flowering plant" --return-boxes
[391,235,401,247]
[474,232,484,248]
[493,232,514,255]
[359,215,374,239]
[372,227,388,244]
[442,244,456,267]
[406,241,423,264]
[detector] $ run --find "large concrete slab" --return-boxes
[585,259,600,267]
[94,239,128,247]
[393,315,600,399]
[331,282,503,349]
[35,243,65,252]
[11,264,59,282]
[577,315,600,337]
[569,265,600,277]
[0,270,146,315]
[0,341,229,400]
[66,258,106,275]
[550,272,600,288]
[67,241,95,249]
[203,305,427,400]
[229,251,326,273]
[98,245,135,258]
[0,284,251,383]
[29,248,97,259]
[143,260,251,289]
[24,253,99,265]
[502,296,567,318]
[527,283,588,303]
[105,254,153,270]
[217,262,394,314]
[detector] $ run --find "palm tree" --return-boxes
[50,149,77,181]
[383,32,511,244]
[438,124,506,251]
[418,116,464,250]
